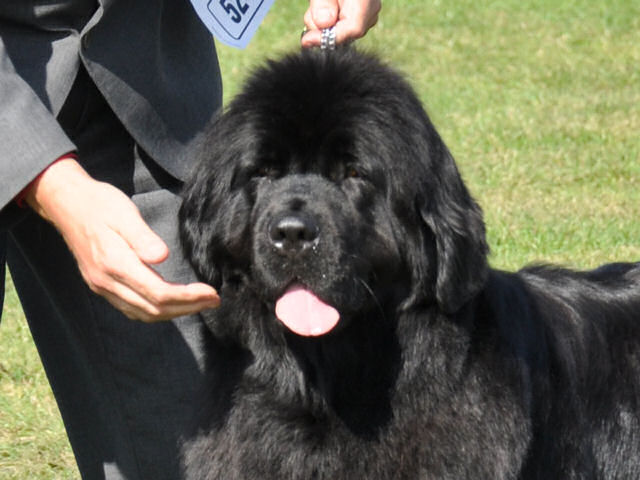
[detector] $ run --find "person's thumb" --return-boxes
[309,0,338,29]
[116,204,169,265]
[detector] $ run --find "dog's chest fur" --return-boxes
[183,309,532,480]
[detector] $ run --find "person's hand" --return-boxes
[25,157,220,322]
[301,0,381,48]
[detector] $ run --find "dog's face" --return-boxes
[180,49,489,340]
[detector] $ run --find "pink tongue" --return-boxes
[275,286,340,337]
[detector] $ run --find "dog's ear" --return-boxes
[417,144,489,314]
[179,175,223,289]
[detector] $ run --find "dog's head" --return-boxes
[180,49,488,339]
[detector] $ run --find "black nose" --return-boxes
[269,214,319,254]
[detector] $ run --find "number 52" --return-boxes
[219,0,249,23]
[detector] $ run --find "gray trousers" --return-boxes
[5,66,207,479]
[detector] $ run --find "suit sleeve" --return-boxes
[0,36,76,222]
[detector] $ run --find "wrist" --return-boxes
[24,155,91,223]
[16,153,78,208]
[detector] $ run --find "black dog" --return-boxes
[179,49,640,479]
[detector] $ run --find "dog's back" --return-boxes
[487,263,640,478]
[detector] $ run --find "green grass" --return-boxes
[2,0,638,477]
[0,275,78,479]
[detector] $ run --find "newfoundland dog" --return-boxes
[179,48,640,479]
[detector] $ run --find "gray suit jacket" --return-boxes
[0,0,222,225]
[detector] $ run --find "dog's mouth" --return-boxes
[275,284,340,337]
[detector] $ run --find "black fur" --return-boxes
[179,49,640,479]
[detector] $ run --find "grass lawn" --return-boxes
[1,1,638,477]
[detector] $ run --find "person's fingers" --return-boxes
[95,261,220,322]
[302,0,339,47]
[100,283,220,322]
[99,283,163,321]
[306,0,338,29]
[112,263,220,312]
[302,0,381,48]
[337,2,380,42]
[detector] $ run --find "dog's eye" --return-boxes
[329,165,363,183]
[254,166,278,178]
[345,166,360,179]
